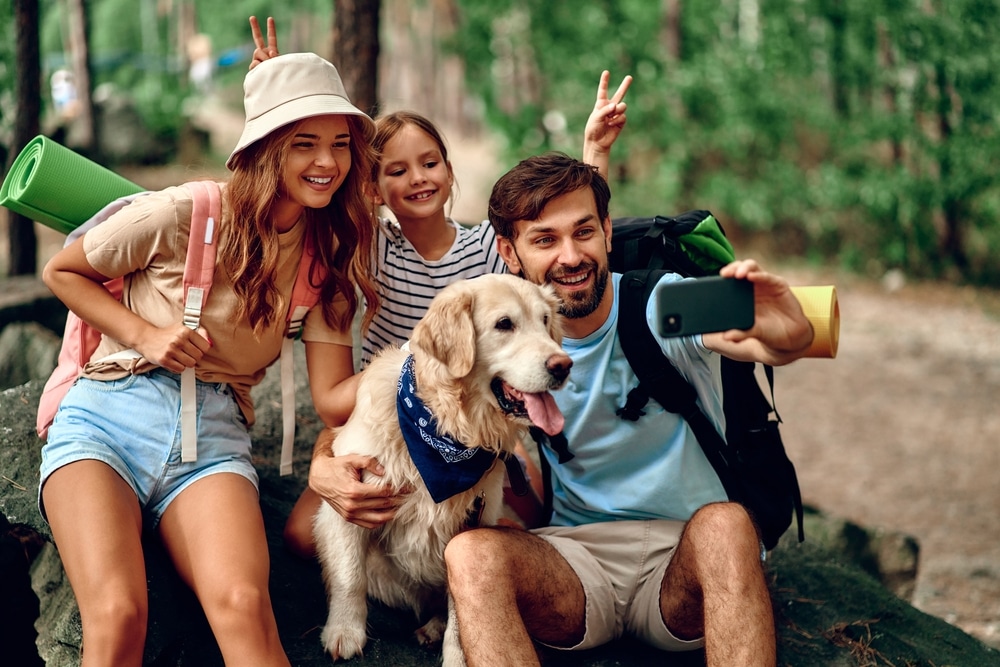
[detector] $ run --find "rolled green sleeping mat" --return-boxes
[0,135,145,235]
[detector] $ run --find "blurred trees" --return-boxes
[451,0,1000,284]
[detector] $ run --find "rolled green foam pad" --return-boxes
[1,135,145,235]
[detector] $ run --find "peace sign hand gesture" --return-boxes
[249,16,280,70]
[583,70,632,179]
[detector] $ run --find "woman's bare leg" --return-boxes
[158,473,289,666]
[43,461,147,667]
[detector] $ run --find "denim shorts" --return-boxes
[39,369,258,528]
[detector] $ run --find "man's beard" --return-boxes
[548,262,609,319]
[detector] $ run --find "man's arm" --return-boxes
[306,430,405,530]
[702,259,814,366]
[582,70,632,180]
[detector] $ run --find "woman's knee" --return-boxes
[204,580,273,625]
[82,593,148,641]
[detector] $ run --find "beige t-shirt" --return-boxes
[81,183,353,425]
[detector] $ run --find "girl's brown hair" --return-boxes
[225,115,379,335]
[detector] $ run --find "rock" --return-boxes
[0,277,67,343]
[790,507,921,602]
[0,322,61,392]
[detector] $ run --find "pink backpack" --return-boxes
[37,181,323,476]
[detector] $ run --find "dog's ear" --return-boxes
[540,284,564,343]
[411,284,476,379]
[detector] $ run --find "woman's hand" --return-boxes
[134,324,212,373]
[249,16,280,70]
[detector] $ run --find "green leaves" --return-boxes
[452,0,1000,285]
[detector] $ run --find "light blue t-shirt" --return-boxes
[546,272,729,527]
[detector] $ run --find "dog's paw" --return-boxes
[414,615,447,648]
[320,623,368,661]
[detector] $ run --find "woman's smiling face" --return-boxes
[273,114,353,229]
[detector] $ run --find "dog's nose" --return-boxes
[546,353,573,385]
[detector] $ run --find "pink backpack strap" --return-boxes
[179,180,222,463]
[277,235,326,475]
[182,181,221,325]
[286,236,325,339]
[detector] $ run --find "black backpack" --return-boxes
[532,211,804,551]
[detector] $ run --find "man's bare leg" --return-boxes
[659,502,776,666]
[444,526,586,667]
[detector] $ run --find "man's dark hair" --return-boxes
[488,152,611,239]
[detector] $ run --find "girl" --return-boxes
[38,51,377,666]
[248,18,631,556]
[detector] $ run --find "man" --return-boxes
[442,152,813,666]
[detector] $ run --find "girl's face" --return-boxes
[373,124,453,223]
[274,114,353,230]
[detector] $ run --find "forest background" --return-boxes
[3,0,1000,287]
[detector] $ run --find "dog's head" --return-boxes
[409,274,572,447]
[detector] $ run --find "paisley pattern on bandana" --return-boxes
[397,355,496,503]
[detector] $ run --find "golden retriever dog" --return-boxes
[313,273,571,664]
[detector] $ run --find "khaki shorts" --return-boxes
[533,519,704,652]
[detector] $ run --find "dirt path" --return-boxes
[773,263,1000,648]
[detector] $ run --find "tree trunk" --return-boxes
[661,0,682,61]
[934,62,967,273]
[7,0,41,277]
[827,0,849,118]
[877,22,903,165]
[332,0,381,118]
[64,0,98,155]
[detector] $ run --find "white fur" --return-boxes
[313,274,571,664]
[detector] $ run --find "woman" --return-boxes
[38,52,377,665]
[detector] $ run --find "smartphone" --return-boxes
[654,276,755,337]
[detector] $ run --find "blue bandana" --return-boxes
[397,355,496,503]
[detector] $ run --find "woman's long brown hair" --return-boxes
[224,115,379,337]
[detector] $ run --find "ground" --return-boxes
[774,262,1000,649]
[14,140,1000,650]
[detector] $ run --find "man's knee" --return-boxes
[446,529,503,577]
[685,502,761,560]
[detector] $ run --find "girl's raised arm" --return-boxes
[582,70,632,179]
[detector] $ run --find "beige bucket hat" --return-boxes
[226,52,374,170]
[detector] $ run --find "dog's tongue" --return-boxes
[522,391,565,436]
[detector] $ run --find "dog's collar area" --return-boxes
[464,493,486,530]
[397,355,498,503]
[502,454,530,497]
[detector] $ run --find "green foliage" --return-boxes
[4,0,334,162]
[452,0,1000,286]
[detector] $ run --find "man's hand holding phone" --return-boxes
[654,275,755,338]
